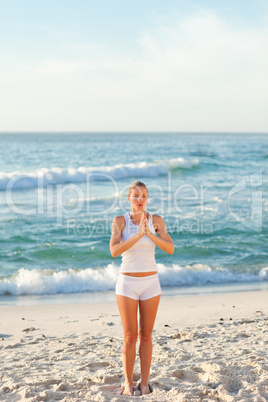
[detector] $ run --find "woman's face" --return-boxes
[128,186,148,211]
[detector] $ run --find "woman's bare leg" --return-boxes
[116,295,138,395]
[138,295,161,394]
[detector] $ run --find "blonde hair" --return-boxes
[128,181,149,196]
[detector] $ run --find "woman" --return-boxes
[110,181,174,396]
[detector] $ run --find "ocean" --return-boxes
[1,132,268,305]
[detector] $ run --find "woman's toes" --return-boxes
[140,384,150,395]
[122,384,133,395]
[140,383,153,395]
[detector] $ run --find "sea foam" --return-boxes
[0,158,199,191]
[0,263,267,296]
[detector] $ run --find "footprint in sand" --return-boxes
[172,369,198,382]
[5,342,22,349]
[239,332,251,338]
[239,319,256,324]
[101,322,115,326]
[22,327,37,332]
[0,334,11,339]
[78,361,111,371]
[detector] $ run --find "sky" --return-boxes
[0,0,268,133]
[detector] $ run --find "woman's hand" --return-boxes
[144,213,151,236]
[138,212,151,237]
[144,214,174,255]
[138,212,146,237]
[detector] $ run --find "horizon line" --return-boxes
[1,131,268,135]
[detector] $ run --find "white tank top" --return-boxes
[120,211,158,273]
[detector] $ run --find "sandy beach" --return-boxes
[1,290,268,401]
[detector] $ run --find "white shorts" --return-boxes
[115,273,161,301]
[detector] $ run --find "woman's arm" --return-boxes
[110,215,145,258]
[146,214,174,255]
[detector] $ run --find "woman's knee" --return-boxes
[138,329,152,343]
[123,331,137,346]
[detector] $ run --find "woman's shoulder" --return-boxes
[150,214,164,232]
[112,214,126,222]
[151,213,163,222]
[112,215,126,232]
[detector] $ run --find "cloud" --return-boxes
[1,8,268,131]
[136,10,268,96]
[63,42,108,52]
[106,9,268,131]
[33,59,89,75]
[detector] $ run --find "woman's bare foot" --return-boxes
[140,383,153,395]
[121,383,133,395]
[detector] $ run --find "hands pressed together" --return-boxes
[138,212,151,238]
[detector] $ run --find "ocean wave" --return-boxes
[0,158,199,191]
[0,263,267,296]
